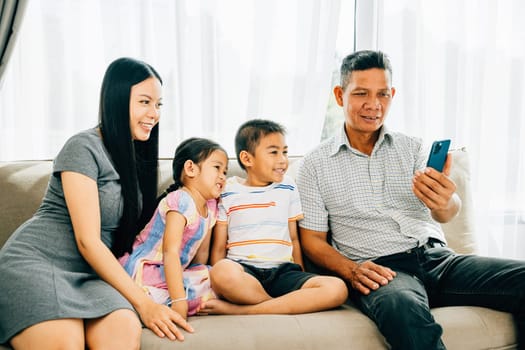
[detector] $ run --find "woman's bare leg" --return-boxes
[85,309,141,350]
[11,319,84,350]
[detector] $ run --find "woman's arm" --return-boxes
[62,171,193,341]
[163,211,189,319]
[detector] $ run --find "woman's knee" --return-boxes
[86,309,141,350]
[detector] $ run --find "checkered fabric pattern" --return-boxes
[297,126,446,262]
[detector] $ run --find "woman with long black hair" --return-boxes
[0,57,192,349]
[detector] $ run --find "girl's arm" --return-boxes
[210,223,228,265]
[289,221,304,270]
[163,211,189,319]
[62,171,193,341]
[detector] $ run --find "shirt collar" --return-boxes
[329,124,393,157]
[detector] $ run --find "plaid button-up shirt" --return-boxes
[297,126,446,262]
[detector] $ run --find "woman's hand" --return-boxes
[136,298,193,341]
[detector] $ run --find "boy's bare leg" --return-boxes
[201,275,348,315]
[210,259,272,304]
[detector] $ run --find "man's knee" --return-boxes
[362,289,443,350]
[365,288,431,324]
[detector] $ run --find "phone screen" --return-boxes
[426,139,451,172]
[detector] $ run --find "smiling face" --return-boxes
[241,132,288,187]
[129,76,163,141]
[194,149,228,200]
[334,68,395,141]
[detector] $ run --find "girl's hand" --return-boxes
[171,300,189,320]
[136,298,193,341]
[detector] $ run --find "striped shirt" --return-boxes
[218,175,304,268]
[297,126,446,262]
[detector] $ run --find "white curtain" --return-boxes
[356,0,525,259]
[0,0,28,87]
[0,0,341,160]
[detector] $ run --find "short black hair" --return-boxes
[234,119,286,170]
[340,50,392,90]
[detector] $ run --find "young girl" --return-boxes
[120,137,228,319]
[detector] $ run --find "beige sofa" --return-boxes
[0,150,518,349]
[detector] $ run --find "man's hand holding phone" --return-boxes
[412,139,460,222]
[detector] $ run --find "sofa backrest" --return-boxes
[0,150,475,253]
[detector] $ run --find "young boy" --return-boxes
[200,119,348,315]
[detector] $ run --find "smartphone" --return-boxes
[426,139,451,172]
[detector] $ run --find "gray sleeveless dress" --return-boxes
[0,128,133,343]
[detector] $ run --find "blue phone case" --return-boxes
[426,139,451,172]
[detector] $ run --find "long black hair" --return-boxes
[158,137,227,203]
[98,57,162,258]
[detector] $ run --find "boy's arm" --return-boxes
[163,211,189,319]
[210,222,228,265]
[289,220,304,270]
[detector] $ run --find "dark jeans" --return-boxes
[349,242,525,350]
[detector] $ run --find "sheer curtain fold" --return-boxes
[0,0,27,87]
[0,0,340,161]
[355,0,525,258]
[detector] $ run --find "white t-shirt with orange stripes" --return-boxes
[217,175,304,268]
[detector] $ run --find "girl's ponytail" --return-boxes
[156,137,227,204]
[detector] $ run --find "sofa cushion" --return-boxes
[0,153,518,350]
[137,304,516,350]
[0,161,53,247]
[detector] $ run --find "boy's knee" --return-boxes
[304,276,349,304]
[210,259,243,286]
[332,277,349,302]
[323,276,349,304]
